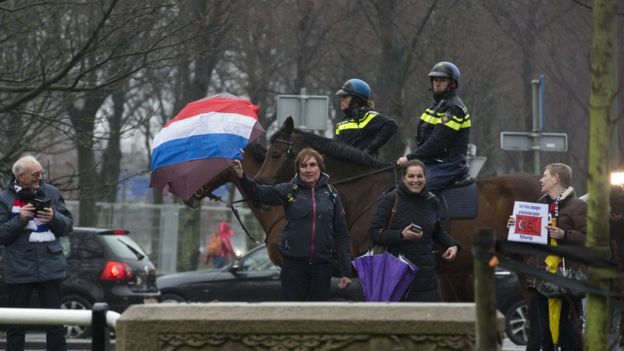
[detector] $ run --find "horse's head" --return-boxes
[183,142,268,209]
[255,117,298,185]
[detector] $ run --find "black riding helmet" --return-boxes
[428,61,460,88]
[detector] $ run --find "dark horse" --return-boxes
[250,117,542,301]
[189,117,542,301]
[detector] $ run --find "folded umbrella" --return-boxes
[352,251,418,302]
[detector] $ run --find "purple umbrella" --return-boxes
[150,93,264,201]
[352,251,418,302]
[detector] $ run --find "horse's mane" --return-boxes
[245,142,266,162]
[291,129,389,169]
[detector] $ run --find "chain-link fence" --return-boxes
[65,201,263,275]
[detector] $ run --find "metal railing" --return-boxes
[0,303,118,351]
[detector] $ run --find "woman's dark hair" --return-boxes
[295,148,325,173]
[401,159,427,177]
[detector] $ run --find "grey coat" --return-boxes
[0,182,74,284]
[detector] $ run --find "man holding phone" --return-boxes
[0,155,74,351]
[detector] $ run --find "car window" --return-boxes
[68,233,105,259]
[241,247,276,271]
[100,235,148,261]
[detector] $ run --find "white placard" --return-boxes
[507,201,549,245]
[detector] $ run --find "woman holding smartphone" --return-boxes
[368,159,460,302]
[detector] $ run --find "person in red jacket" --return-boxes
[202,221,237,268]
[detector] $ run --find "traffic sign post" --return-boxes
[500,75,568,175]
[277,93,329,130]
[500,132,568,152]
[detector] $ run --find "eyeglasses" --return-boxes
[28,170,44,178]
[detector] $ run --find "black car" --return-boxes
[157,244,364,303]
[0,227,160,338]
[495,267,529,345]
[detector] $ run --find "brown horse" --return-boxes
[251,117,542,301]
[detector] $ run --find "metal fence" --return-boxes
[64,201,261,275]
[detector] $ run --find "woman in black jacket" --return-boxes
[231,148,352,301]
[368,159,459,301]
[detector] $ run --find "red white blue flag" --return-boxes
[150,93,263,200]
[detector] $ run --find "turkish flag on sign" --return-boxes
[515,214,542,236]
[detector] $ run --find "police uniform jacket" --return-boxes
[240,174,352,277]
[407,90,470,163]
[335,107,398,155]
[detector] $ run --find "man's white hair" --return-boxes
[12,155,40,177]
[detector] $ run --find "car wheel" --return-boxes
[159,293,185,303]
[61,294,93,339]
[505,299,529,345]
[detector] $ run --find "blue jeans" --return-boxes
[425,154,467,193]
[280,257,332,301]
[7,279,66,351]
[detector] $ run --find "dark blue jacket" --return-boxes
[408,90,471,163]
[240,174,351,277]
[0,182,74,284]
[368,183,459,293]
[335,107,398,156]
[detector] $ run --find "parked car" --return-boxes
[0,227,160,338]
[495,267,529,345]
[157,244,364,303]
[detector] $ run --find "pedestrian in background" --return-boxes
[202,220,237,269]
[231,148,352,301]
[0,155,74,351]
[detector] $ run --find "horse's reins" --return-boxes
[330,165,397,231]
[225,138,294,244]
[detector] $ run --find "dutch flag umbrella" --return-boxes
[150,93,264,201]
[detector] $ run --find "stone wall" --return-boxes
[116,302,504,351]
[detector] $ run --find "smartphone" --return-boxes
[409,223,422,232]
[34,198,51,212]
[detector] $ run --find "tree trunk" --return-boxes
[585,0,616,350]
[100,89,124,203]
[68,91,109,226]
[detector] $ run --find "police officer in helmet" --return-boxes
[397,61,471,193]
[335,79,398,157]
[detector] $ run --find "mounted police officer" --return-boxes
[397,61,471,193]
[334,79,398,157]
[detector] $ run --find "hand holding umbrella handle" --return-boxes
[231,160,244,179]
[338,276,352,289]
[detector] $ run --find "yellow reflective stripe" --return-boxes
[445,120,462,131]
[419,111,470,130]
[335,112,379,135]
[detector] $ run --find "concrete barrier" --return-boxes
[116,302,504,351]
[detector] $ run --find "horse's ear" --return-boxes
[283,116,294,138]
